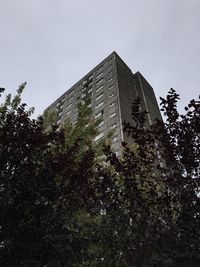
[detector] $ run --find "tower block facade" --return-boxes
[46,52,162,152]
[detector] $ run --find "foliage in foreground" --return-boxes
[0,85,200,266]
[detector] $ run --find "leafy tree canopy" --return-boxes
[0,85,200,266]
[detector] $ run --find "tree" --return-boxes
[0,85,106,266]
[0,84,200,267]
[101,89,200,266]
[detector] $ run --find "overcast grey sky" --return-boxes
[1,0,200,116]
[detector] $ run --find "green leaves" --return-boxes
[0,85,200,266]
[0,83,34,117]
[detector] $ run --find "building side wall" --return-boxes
[115,54,139,145]
[115,55,162,145]
[134,72,162,125]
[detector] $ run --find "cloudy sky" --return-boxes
[1,0,199,117]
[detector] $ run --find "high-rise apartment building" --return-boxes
[45,52,162,152]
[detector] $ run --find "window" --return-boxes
[58,111,62,117]
[82,93,86,99]
[109,102,115,108]
[83,80,87,85]
[95,110,103,119]
[56,101,61,107]
[65,110,71,116]
[68,95,73,102]
[82,87,87,92]
[94,132,104,142]
[98,121,104,127]
[69,90,74,96]
[97,65,103,72]
[88,88,92,94]
[61,97,66,103]
[95,101,104,110]
[109,85,114,90]
[96,78,103,85]
[110,112,116,119]
[115,151,119,156]
[108,77,113,82]
[66,103,72,109]
[109,93,115,99]
[96,85,104,93]
[96,72,103,79]
[89,75,93,80]
[113,135,118,142]
[96,93,103,101]
[110,123,117,130]
[87,103,92,108]
[60,104,64,110]
[77,88,81,95]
